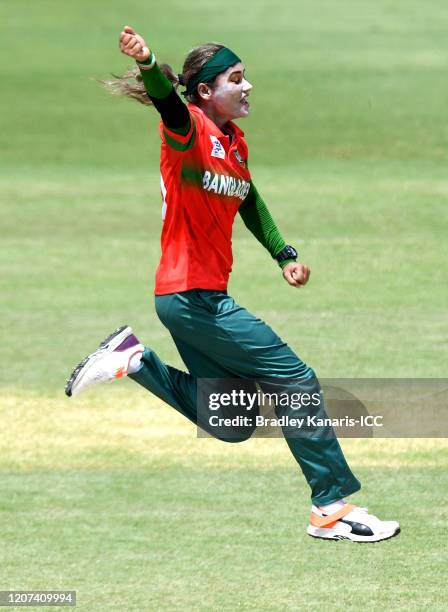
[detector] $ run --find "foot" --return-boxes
[65,326,144,397]
[307,503,400,543]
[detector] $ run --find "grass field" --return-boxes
[2,0,448,609]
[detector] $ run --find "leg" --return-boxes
[130,333,256,443]
[155,290,360,505]
[65,297,397,539]
[129,346,198,424]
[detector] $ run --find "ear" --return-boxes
[197,83,212,100]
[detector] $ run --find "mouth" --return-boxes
[241,97,250,109]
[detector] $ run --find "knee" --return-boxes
[291,363,319,383]
[285,351,318,380]
[304,366,317,380]
[204,424,257,444]
[216,430,255,444]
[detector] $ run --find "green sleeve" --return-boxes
[138,54,172,98]
[138,54,190,136]
[239,182,296,269]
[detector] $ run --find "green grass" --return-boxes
[2,390,448,610]
[1,0,448,609]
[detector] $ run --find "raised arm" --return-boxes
[239,182,310,288]
[119,26,191,135]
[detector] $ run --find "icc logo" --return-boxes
[210,135,226,159]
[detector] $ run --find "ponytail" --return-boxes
[102,62,182,107]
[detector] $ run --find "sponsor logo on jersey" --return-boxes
[210,135,226,159]
[202,171,250,200]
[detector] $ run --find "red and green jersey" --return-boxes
[155,103,252,295]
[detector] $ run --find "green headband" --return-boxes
[182,47,241,98]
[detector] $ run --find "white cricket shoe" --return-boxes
[65,326,144,397]
[307,503,400,543]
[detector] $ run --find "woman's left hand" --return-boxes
[282,262,310,288]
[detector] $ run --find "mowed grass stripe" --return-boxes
[1,390,447,470]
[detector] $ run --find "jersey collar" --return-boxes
[189,103,245,139]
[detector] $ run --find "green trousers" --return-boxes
[130,289,361,505]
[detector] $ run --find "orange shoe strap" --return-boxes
[310,503,356,528]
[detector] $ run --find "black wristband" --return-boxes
[275,245,298,263]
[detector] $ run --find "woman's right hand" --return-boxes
[119,26,150,62]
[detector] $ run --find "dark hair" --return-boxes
[102,42,225,106]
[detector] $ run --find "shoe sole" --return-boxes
[307,525,401,543]
[65,325,131,397]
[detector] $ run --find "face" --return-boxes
[198,62,253,121]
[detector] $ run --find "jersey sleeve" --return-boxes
[239,182,295,268]
[161,115,197,153]
[138,56,195,148]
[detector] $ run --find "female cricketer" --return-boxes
[65,26,400,542]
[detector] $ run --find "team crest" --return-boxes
[234,149,246,166]
[210,135,226,159]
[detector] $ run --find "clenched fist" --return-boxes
[282,262,311,288]
[119,25,150,62]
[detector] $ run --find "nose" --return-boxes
[242,78,253,93]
